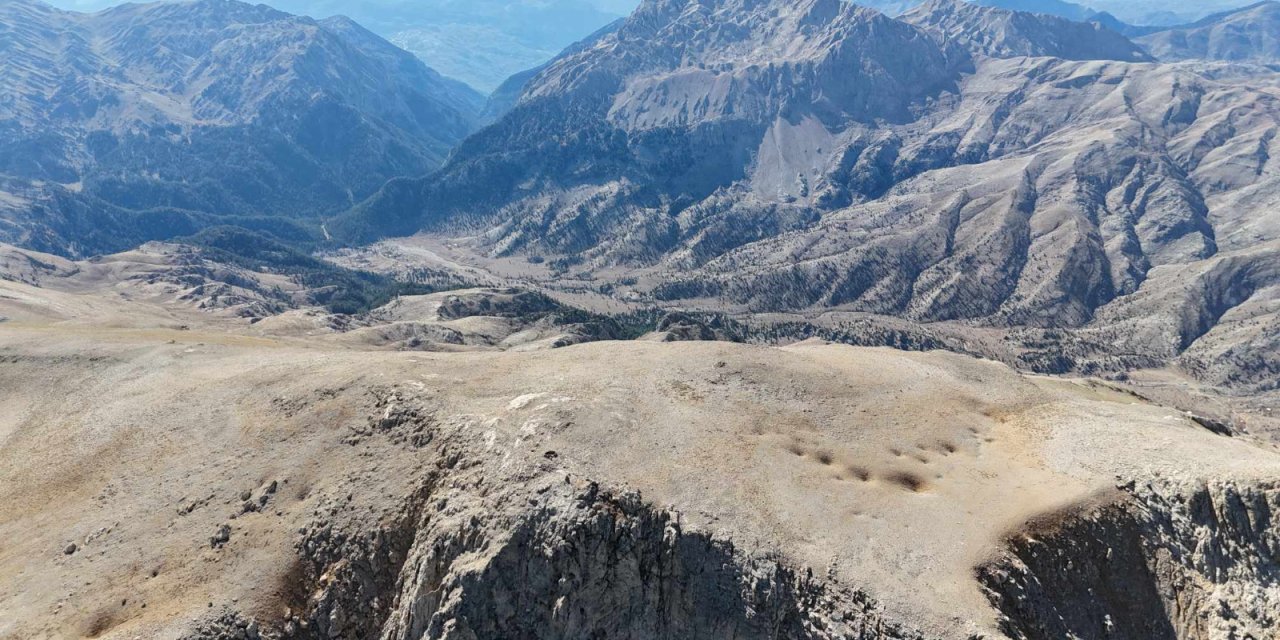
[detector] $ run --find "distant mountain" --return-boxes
[334,0,1280,391]
[338,0,1153,248]
[1136,2,1280,62]
[0,0,483,256]
[902,0,1151,61]
[972,0,1094,21]
[1086,1,1261,27]
[480,18,626,124]
[264,0,631,93]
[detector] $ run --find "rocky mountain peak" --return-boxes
[509,0,959,129]
[902,0,1153,61]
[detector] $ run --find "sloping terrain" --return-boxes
[1,277,1279,639]
[0,0,483,257]
[0,241,641,351]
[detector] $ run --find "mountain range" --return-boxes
[330,0,1279,393]
[0,0,483,256]
[41,0,636,93]
[33,1,1273,94]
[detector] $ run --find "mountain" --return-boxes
[334,0,1278,392]
[334,0,964,241]
[1136,1,1280,62]
[34,0,635,94]
[902,0,1151,61]
[0,0,484,256]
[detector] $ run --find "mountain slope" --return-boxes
[480,18,627,124]
[1136,1,1280,62]
[335,0,1280,393]
[0,0,484,257]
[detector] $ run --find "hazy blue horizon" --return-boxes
[36,0,1257,22]
[36,0,642,91]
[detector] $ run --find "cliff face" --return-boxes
[197,470,1280,640]
[981,479,1280,640]
[365,485,917,640]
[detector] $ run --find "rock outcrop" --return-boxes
[294,475,923,640]
[981,479,1280,640]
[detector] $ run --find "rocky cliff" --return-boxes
[981,479,1280,640]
